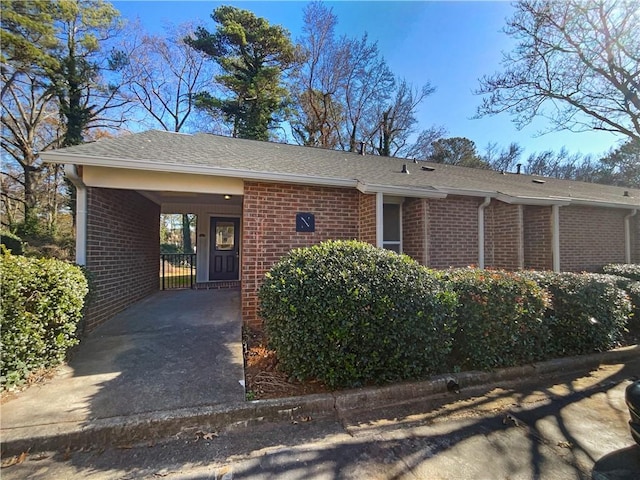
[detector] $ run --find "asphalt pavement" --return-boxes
[3,355,639,479]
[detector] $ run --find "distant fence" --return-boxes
[160,253,196,290]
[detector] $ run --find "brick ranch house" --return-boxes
[41,130,640,331]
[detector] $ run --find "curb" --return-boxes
[2,345,638,455]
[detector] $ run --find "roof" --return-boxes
[41,130,640,209]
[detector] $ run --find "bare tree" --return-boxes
[1,67,63,232]
[340,34,395,152]
[368,79,436,157]
[119,22,217,133]
[403,126,447,161]
[524,148,594,179]
[291,2,442,158]
[289,1,348,148]
[476,0,640,141]
[483,142,524,172]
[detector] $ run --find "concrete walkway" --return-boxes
[1,289,244,441]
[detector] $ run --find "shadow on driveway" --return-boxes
[1,289,245,430]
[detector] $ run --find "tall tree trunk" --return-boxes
[182,214,192,253]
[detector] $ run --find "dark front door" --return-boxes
[209,217,240,281]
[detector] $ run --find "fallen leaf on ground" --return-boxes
[557,441,574,449]
[1,452,28,468]
[194,430,218,441]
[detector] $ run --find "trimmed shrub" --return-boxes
[1,230,24,255]
[602,264,640,282]
[259,240,457,389]
[523,272,631,356]
[1,251,88,390]
[437,269,550,370]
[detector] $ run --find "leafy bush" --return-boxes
[1,251,88,390]
[437,269,550,370]
[259,240,457,389]
[602,264,640,281]
[523,272,631,356]
[160,243,182,254]
[1,230,24,255]
[623,281,640,336]
[606,276,640,337]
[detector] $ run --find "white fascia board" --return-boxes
[41,151,356,189]
[357,182,447,199]
[431,186,497,198]
[495,193,572,206]
[568,198,640,210]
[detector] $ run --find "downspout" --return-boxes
[478,197,491,269]
[625,209,638,264]
[64,165,87,266]
[552,204,560,272]
[376,192,384,248]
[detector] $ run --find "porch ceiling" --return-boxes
[140,190,243,207]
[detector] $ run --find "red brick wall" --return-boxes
[523,206,553,270]
[486,201,522,270]
[358,192,377,246]
[241,182,360,329]
[426,196,480,268]
[559,205,626,271]
[85,188,160,331]
[403,197,426,265]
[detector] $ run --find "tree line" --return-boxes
[2,0,638,250]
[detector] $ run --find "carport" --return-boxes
[1,288,245,433]
[62,162,244,331]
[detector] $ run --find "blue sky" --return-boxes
[112,0,628,159]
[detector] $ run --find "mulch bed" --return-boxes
[242,329,328,400]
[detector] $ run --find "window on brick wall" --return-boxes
[383,202,402,253]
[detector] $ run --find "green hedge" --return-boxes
[437,269,550,370]
[602,264,640,281]
[259,243,634,388]
[1,230,24,255]
[1,251,88,390]
[259,240,457,389]
[522,271,631,356]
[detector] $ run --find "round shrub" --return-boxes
[524,271,631,356]
[1,251,88,390]
[437,269,550,371]
[1,230,24,255]
[259,240,457,389]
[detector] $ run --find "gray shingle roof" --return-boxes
[41,130,640,208]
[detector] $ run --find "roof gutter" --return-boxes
[357,182,447,199]
[625,209,638,263]
[495,193,571,206]
[64,165,87,266]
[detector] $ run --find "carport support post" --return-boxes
[552,204,561,272]
[376,192,384,248]
[65,165,87,266]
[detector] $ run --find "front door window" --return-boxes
[215,222,236,251]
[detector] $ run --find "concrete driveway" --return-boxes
[1,289,244,435]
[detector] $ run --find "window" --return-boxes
[215,222,235,251]
[383,202,402,253]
